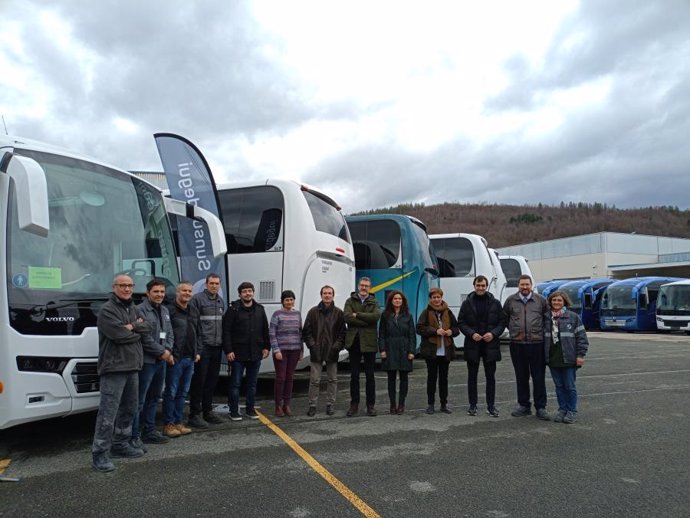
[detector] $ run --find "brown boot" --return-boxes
[396,404,405,415]
[163,423,182,438]
[346,403,359,417]
[175,423,192,435]
[275,406,284,417]
[366,404,377,417]
[283,404,292,416]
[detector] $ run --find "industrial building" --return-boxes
[498,232,690,282]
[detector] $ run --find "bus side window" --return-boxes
[584,293,593,309]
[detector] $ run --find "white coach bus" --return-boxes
[656,279,690,333]
[216,179,355,372]
[0,136,225,429]
[430,233,507,318]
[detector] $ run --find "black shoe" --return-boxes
[129,437,148,453]
[536,408,551,421]
[562,411,576,424]
[245,408,259,420]
[346,403,358,417]
[111,444,145,458]
[307,406,316,417]
[440,405,452,414]
[425,405,435,415]
[92,454,115,473]
[142,431,170,444]
[511,406,532,417]
[229,412,243,421]
[204,412,224,425]
[487,407,500,418]
[187,415,209,429]
[366,405,377,417]
[553,410,566,423]
[467,405,477,416]
[326,404,335,416]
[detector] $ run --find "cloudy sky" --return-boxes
[2,0,689,213]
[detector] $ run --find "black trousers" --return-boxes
[189,346,222,416]
[467,359,497,407]
[509,342,547,410]
[425,357,450,406]
[387,370,409,405]
[349,337,376,405]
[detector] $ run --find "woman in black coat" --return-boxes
[457,275,505,417]
[378,291,416,414]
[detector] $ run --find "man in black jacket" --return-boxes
[457,275,505,417]
[222,282,270,421]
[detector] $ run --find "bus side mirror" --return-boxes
[163,198,227,258]
[5,154,50,236]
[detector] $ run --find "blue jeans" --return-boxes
[228,359,262,414]
[132,360,166,438]
[163,357,195,424]
[549,366,578,413]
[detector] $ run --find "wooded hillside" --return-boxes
[353,202,690,247]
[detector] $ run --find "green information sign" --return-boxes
[28,267,62,289]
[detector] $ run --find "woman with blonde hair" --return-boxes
[544,290,589,424]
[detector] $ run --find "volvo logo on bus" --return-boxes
[45,316,76,322]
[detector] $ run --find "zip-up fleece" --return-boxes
[97,293,152,375]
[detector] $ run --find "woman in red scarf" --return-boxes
[416,287,460,414]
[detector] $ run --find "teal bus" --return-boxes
[345,214,440,344]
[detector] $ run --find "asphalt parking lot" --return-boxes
[1,332,689,517]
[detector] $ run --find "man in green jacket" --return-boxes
[344,277,382,417]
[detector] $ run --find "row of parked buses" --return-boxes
[0,136,534,430]
[536,277,690,334]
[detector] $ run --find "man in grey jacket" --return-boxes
[188,273,226,427]
[502,275,550,420]
[133,278,175,446]
[91,275,151,472]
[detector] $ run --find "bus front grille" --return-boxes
[71,362,100,393]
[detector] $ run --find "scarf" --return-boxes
[551,307,566,344]
[427,301,451,346]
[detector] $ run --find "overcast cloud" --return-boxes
[2,0,689,213]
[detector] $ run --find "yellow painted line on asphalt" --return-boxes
[0,459,10,473]
[257,411,381,518]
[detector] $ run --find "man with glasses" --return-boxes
[344,277,381,417]
[91,275,151,472]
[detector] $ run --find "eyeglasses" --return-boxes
[114,284,135,289]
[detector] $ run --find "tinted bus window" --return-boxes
[433,237,474,278]
[302,190,350,242]
[219,186,284,254]
[500,258,522,287]
[349,220,401,269]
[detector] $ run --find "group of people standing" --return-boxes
[91,271,588,473]
[91,273,274,472]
